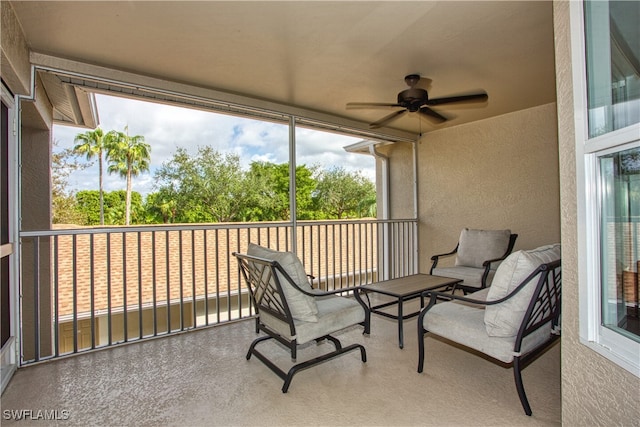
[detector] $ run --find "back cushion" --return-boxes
[247,243,319,322]
[455,228,512,268]
[484,244,561,337]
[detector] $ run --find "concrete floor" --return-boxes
[1,303,561,427]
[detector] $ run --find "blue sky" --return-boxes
[53,94,375,197]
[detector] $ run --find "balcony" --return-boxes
[3,218,561,425]
[17,219,417,364]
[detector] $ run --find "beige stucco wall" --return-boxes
[1,1,31,95]
[553,1,640,424]
[376,142,415,219]
[414,102,560,271]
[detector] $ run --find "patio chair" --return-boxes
[233,243,370,393]
[418,244,561,416]
[430,228,518,294]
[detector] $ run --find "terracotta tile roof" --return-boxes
[52,223,378,317]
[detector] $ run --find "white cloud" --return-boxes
[53,93,375,196]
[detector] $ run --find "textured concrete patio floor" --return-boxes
[1,301,561,427]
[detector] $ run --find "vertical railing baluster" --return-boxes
[72,235,78,353]
[354,223,358,286]
[229,228,236,319]
[32,237,40,362]
[53,236,59,358]
[215,229,220,323]
[320,223,323,288]
[107,233,112,346]
[191,229,196,328]
[165,230,171,334]
[33,237,41,362]
[364,222,369,284]
[138,232,143,339]
[152,231,157,336]
[90,234,96,349]
[204,230,209,326]
[178,231,184,331]
[122,232,128,342]
[332,224,336,289]
[238,227,244,319]
[339,223,343,288]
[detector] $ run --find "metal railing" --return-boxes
[18,219,417,364]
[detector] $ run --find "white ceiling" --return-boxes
[9,1,557,135]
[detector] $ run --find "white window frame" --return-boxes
[572,0,640,377]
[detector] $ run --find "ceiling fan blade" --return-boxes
[369,110,407,129]
[346,102,401,110]
[426,93,488,106]
[419,107,447,123]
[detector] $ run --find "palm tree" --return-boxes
[73,128,107,225]
[105,126,151,225]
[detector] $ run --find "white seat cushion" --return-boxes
[423,297,552,363]
[484,244,561,337]
[260,294,365,345]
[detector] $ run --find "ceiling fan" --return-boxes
[346,74,488,129]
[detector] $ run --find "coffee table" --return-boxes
[361,274,462,349]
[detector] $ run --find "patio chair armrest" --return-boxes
[304,285,365,298]
[423,259,561,308]
[430,244,459,272]
[482,255,508,268]
[420,289,493,309]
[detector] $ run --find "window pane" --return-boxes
[584,1,640,138]
[600,146,640,342]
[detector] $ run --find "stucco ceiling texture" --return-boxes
[9,1,557,134]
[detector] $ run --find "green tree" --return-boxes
[52,141,89,225]
[73,128,107,224]
[105,126,151,225]
[144,191,177,224]
[104,190,144,224]
[75,190,101,225]
[246,162,318,220]
[153,147,250,222]
[314,167,376,219]
[76,190,144,225]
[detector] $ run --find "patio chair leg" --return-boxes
[513,357,533,416]
[281,341,367,393]
[417,318,427,373]
[323,334,343,350]
[246,335,273,360]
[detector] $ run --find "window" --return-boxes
[599,147,640,342]
[577,0,640,376]
[585,0,640,137]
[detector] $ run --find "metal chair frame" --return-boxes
[418,259,561,416]
[233,252,370,393]
[430,233,518,293]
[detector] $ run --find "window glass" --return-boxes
[599,146,640,342]
[584,1,640,138]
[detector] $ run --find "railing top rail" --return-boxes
[20,218,417,237]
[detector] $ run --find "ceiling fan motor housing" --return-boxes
[398,88,429,112]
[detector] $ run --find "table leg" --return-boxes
[398,299,404,349]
